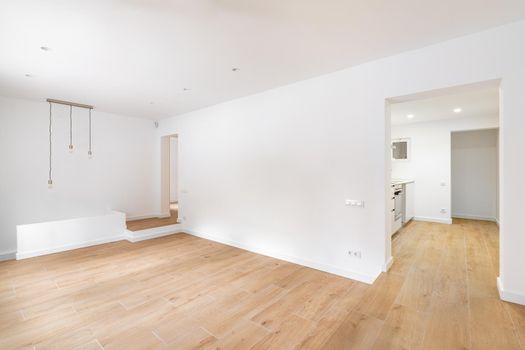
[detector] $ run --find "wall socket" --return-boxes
[345,200,365,208]
[348,250,362,259]
[440,208,447,214]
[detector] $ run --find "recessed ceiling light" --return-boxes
[40,46,51,51]
[231,68,239,72]
[453,108,462,113]
[407,114,414,119]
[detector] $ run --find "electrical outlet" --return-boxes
[440,208,447,214]
[345,200,365,208]
[348,250,362,259]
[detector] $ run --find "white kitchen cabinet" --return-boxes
[405,182,415,222]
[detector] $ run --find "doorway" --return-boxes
[125,134,179,232]
[169,135,179,221]
[451,128,499,223]
[385,80,501,269]
[160,134,179,223]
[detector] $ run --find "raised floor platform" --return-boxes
[126,204,179,231]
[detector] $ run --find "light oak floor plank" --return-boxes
[0,220,522,349]
[126,208,178,231]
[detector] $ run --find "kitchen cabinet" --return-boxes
[405,182,415,222]
[391,180,415,235]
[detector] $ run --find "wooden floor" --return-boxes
[0,219,524,349]
[126,204,178,231]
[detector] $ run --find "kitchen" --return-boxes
[391,179,414,236]
[389,83,500,236]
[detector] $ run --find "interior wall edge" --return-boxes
[497,277,525,306]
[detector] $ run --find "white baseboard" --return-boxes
[414,216,452,225]
[382,256,394,272]
[0,251,16,261]
[16,234,124,260]
[184,229,379,284]
[16,228,183,260]
[125,224,182,243]
[452,214,497,222]
[16,227,183,260]
[497,277,525,306]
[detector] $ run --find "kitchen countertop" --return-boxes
[391,179,414,185]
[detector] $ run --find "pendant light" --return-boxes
[88,108,93,159]
[45,98,94,187]
[68,105,74,153]
[48,102,53,189]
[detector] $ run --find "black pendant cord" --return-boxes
[88,108,92,157]
[48,102,53,186]
[69,105,73,151]
[46,98,94,185]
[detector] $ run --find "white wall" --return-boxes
[16,211,126,259]
[0,96,159,257]
[157,20,525,296]
[170,136,178,203]
[391,116,498,223]
[452,129,499,221]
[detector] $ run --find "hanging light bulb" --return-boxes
[88,108,93,159]
[68,105,74,153]
[46,98,94,185]
[48,102,53,189]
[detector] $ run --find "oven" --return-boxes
[393,184,404,222]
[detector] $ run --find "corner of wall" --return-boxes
[497,277,525,306]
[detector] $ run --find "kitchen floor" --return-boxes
[0,219,523,349]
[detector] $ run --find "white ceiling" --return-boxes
[0,0,524,119]
[390,85,499,125]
